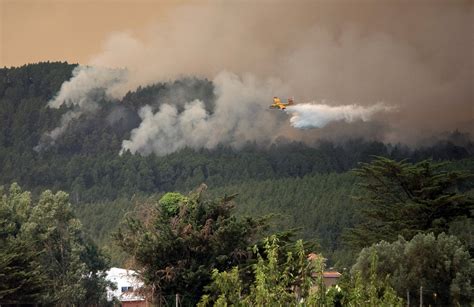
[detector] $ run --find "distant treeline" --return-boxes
[1,63,473,203]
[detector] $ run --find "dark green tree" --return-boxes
[0,183,110,305]
[0,184,46,303]
[352,233,473,306]
[115,185,268,305]
[346,157,473,248]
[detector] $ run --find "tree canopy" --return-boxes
[346,157,474,248]
[115,186,269,305]
[352,232,473,306]
[199,235,403,307]
[0,183,110,305]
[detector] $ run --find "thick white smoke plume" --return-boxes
[121,72,287,155]
[48,66,127,109]
[119,73,394,156]
[286,103,394,129]
[38,1,473,153]
[37,66,127,148]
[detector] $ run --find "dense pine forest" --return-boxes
[1,62,473,305]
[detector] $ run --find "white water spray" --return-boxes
[285,102,394,129]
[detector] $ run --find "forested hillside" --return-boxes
[1,62,473,306]
[2,63,473,199]
[1,62,473,268]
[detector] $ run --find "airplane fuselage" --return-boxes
[270,97,294,110]
[269,104,287,110]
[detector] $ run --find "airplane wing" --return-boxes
[270,96,292,110]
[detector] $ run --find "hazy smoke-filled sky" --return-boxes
[3,0,473,152]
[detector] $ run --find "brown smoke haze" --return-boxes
[95,1,473,137]
[8,0,473,152]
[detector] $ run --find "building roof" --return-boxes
[323,271,342,278]
[106,267,145,302]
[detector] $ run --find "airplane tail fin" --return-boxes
[273,97,282,104]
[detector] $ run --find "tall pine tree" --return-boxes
[346,157,473,248]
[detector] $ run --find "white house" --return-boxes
[106,267,146,305]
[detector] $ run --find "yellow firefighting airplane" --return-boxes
[269,97,295,110]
